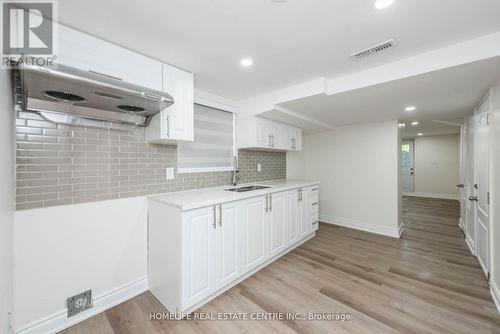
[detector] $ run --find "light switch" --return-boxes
[165,167,175,180]
[257,163,262,172]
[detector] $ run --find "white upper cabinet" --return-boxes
[145,64,194,143]
[57,24,163,91]
[56,23,194,143]
[146,64,194,143]
[237,116,302,151]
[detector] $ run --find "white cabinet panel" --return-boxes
[145,65,194,143]
[182,206,216,308]
[162,64,194,142]
[216,202,241,289]
[256,117,270,148]
[298,189,309,239]
[287,190,299,245]
[240,196,268,272]
[58,24,163,91]
[237,116,302,151]
[268,192,287,256]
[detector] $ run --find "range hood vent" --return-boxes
[16,63,174,126]
[351,39,396,59]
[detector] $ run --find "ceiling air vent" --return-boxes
[351,39,396,59]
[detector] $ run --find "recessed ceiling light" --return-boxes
[411,121,419,126]
[405,106,416,112]
[417,133,423,136]
[374,0,395,10]
[240,58,253,67]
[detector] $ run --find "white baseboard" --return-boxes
[458,218,465,233]
[15,277,148,334]
[402,192,459,200]
[465,234,475,256]
[319,214,400,238]
[491,281,500,315]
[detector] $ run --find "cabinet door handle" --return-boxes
[269,195,272,212]
[268,135,272,148]
[166,115,170,138]
[219,204,222,226]
[88,70,123,81]
[265,195,269,212]
[212,206,217,229]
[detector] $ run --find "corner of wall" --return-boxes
[1,65,15,333]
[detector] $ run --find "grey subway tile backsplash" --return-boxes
[15,111,286,209]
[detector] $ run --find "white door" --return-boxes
[474,98,490,278]
[458,124,468,231]
[240,196,268,272]
[287,190,299,245]
[268,192,287,256]
[182,206,216,308]
[256,118,270,148]
[465,117,476,251]
[298,189,309,239]
[162,64,194,141]
[215,202,241,289]
[401,139,415,193]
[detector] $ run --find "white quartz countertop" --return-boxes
[148,179,319,211]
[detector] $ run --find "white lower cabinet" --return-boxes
[240,196,268,272]
[216,202,241,289]
[148,185,319,315]
[181,206,216,308]
[268,192,287,257]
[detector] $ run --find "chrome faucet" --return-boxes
[232,155,240,186]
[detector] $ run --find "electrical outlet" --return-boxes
[257,164,262,172]
[67,290,92,318]
[165,167,175,180]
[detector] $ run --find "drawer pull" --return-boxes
[312,202,319,206]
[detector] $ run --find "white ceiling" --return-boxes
[58,0,500,101]
[276,56,500,127]
[400,120,460,138]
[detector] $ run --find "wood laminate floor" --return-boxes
[61,196,500,334]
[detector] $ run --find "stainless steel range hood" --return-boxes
[17,63,174,126]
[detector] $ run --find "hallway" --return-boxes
[62,196,500,334]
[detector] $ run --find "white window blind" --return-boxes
[177,103,234,173]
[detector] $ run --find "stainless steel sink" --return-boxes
[225,185,270,192]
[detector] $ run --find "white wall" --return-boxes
[13,198,148,333]
[490,81,500,310]
[412,134,460,198]
[0,69,15,333]
[288,121,400,237]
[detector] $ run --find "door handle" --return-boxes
[269,195,272,212]
[456,184,465,188]
[212,206,217,229]
[218,204,222,227]
[265,195,269,212]
[469,196,478,202]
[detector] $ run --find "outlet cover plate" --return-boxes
[67,290,92,318]
[257,164,262,172]
[166,167,175,180]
